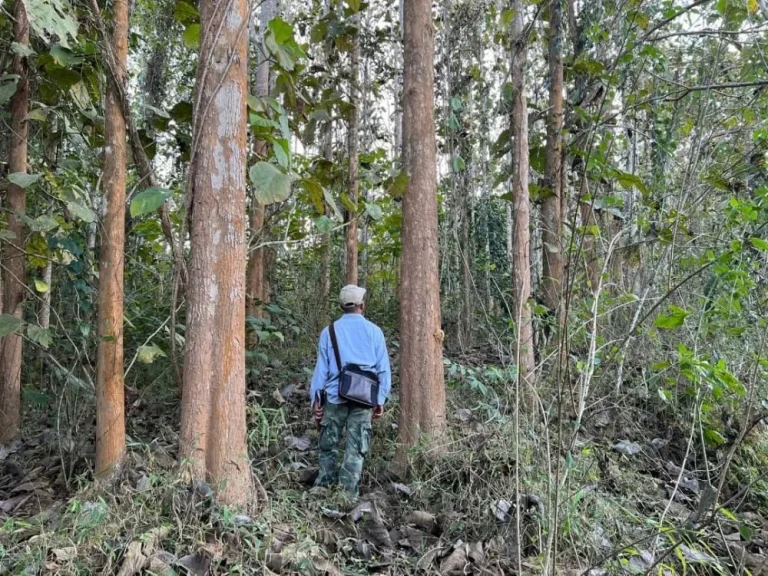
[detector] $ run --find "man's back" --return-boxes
[310,313,391,407]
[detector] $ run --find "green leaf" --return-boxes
[323,189,343,221]
[170,101,193,123]
[301,179,325,214]
[0,314,24,338]
[137,343,166,364]
[614,170,648,195]
[173,0,199,23]
[387,171,409,198]
[130,187,173,218]
[26,108,50,122]
[28,215,59,233]
[314,215,335,233]
[0,76,19,105]
[345,0,361,14]
[500,8,515,27]
[654,305,690,329]
[66,200,96,223]
[273,138,290,168]
[50,43,80,66]
[11,42,36,58]
[9,172,42,189]
[27,324,51,349]
[182,23,200,49]
[750,237,768,252]
[22,0,79,48]
[365,202,383,221]
[248,162,294,205]
[452,155,465,172]
[34,279,49,293]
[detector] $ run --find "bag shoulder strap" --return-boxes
[328,322,342,372]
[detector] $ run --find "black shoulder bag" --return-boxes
[328,322,380,409]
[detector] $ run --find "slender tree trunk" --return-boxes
[510,0,535,397]
[461,177,472,349]
[320,124,333,324]
[541,0,564,314]
[396,0,447,467]
[95,0,128,478]
[345,20,360,286]
[246,0,275,323]
[180,0,252,507]
[0,1,29,445]
[40,262,52,330]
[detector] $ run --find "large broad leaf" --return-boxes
[365,202,383,221]
[301,179,325,214]
[22,0,79,48]
[27,324,52,349]
[0,314,25,338]
[0,76,19,105]
[130,187,173,218]
[137,344,166,364]
[173,0,199,23]
[249,162,294,205]
[66,200,96,223]
[182,23,200,49]
[654,305,690,329]
[8,172,42,188]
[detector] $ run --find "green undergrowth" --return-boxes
[2,353,767,575]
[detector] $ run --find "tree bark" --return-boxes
[396,0,447,466]
[180,0,252,507]
[510,0,536,398]
[95,0,128,479]
[246,0,275,323]
[541,0,564,314]
[0,0,29,445]
[345,19,361,286]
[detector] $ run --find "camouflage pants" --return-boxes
[315,402,373,496]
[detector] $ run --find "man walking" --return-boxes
[309,285,391,497]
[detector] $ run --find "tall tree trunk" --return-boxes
[345,20,360,286]
[541,0,564,314]
[396,0,447,466]
[180,0,252,507]
[510,0,535,397]
[320,124,333,325]
[0,0,29,445]
[246,0,275,323]
[95,0,128,478]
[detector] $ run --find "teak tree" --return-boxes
[95,0,129,479]
[510,0,535,401]
[396,0,447,465]
[179,0,252,507]
[541,0,565,315]
[0,0,29,445]
[345,14,361,286]
[246,0,277,323]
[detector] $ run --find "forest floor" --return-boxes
[2,348,768,575]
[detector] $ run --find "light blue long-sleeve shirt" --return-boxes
[309,313,392,407]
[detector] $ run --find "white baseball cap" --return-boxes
[339,285,366,307]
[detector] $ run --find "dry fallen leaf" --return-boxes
[116,541,147,576]
[440,542,468,575]
[405,510,439,534]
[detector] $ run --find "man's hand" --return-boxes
[373,405,384,420]
[312,402,324,426]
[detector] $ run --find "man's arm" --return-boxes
[373,328,392,407]
[309,329,329,406]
